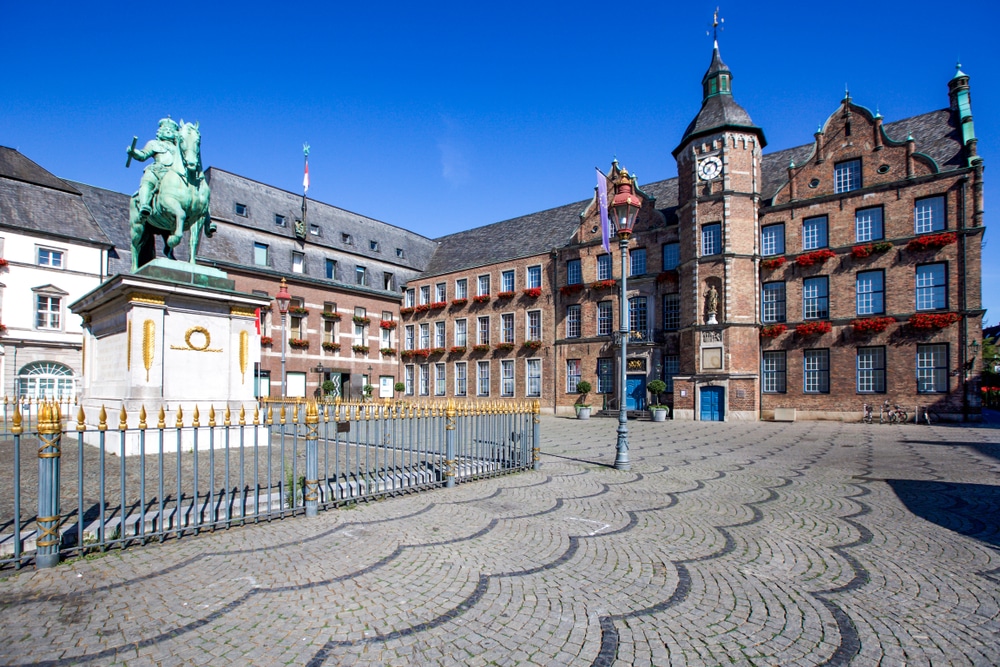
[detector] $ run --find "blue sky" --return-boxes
[4,1,998,323]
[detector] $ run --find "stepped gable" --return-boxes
[421,199,585,277]
[0,147,110,246]
[205,168,438,272]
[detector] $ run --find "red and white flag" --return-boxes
[303,159,310,193]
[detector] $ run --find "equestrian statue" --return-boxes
[126,117,215,271]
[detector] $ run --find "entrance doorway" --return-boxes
[699,386,725,421]
[626,375,647,410]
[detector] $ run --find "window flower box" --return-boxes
[655,270,678,284]
[761,257,786,271]
[522,287,542,298]
[592,279,617,290]
[850,241,893,259]
[795,321,832,336]
[288,338,310,348]
[430,301,448,310]
[908,312,960,330]
[380,347,396,356]
[288,306,309,316]
[851,316,896,334]
[322,342,341,352]
[472,344,491,353]
[321,311,342,321]
[379,319,397,329]
[399,307,415,315]
[759,324,787,338]
[351,344,370,354]
[522,340,543,350]
[497,291,515,299]
[260,336,273,345]
[472,295,491,304]
[451,298,468,307]
[560,283,584,296]
[415,304,432,312]
[352,315,371,325]
[430,347,446,355]
[413,349,430,358]
[449,346,467,354]
[907,232,957,252]
[495,342,515,351]
[795,249,837,267]
[400,350,414,359]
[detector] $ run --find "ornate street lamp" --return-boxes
[275,278,291,397]
[611,169,642,471]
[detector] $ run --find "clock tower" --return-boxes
[670,38,766,421]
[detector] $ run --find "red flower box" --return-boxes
[908,312,960,330]
[522,340,543,350]
[260,336,273,345]
[413,349,430,358]
[430,347,446,355]
[497,291,515,299]
[472,344,491,353]
[288,306,310,316]
[472,295,491,304]
[399,307,415,315]
[449,346,467,354]
[351,344,370,354]
[380,347,397,356]
[851,242,893,259]
[495,342,515,351]
[907,232,957,252]
[560,283,584,296]
[522,288,542,298]
[795,249,837,267]
[851,316,896,334]
[760,324,787,338]
[592,279,617,290]
[288,338,310,348]
[795,321,832,336]
[379,319,397,329]
[322,342,341,352]
[415,304,431,312]
[430,301,447,310]
[451,298,468,307]
[761,257,786,271]
[400,350,414,359]
[321,311,342,321]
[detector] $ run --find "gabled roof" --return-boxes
[70,181,135,275]
[0,147,80,194]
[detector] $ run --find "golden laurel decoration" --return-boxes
[126,320,132,371]
[239,330,249,384]
[143,320,155,381]
[170,326,222,353]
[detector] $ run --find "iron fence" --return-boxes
[0,398,540,570]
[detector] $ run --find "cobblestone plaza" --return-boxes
[0,417,997,666]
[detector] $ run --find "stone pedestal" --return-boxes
[70,261,271,454]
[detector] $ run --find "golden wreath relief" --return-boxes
[170,325,223,353]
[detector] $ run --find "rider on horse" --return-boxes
[128,118,181,219]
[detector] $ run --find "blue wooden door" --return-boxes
[626,376,646,410]
[699,386,724,421]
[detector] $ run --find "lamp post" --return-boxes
[611,169,642,471]
[275,278,291,397]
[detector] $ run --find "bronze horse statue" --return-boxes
[129,121,215,271]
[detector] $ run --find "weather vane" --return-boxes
[707,7,724,41]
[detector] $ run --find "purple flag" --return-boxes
[596,168,611,253]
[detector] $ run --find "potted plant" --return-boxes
[321,380,337,397]
[647,380,669,422]
[575,380,592,419]
[363,384,374,401]
[394,381,406,395]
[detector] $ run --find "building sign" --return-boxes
[627,358,646,372]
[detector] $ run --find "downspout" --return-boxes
[959,177,968,420]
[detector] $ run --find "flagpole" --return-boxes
[302,143,310,225]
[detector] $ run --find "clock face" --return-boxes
[698,156,722,181]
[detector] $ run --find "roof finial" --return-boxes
[707,7,724,44]
[844,84,850,101]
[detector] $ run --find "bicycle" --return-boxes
[880,400,908,424]
[862,402,874,424]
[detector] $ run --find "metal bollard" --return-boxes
[304,400,319,517]
[445,400,456,488]
[36,401,62,569]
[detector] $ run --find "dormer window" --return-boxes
[275,214,286,227]
[370,240,380,252]
[309,224,320,236]
[396,248,405,258]
[235,203,248,217]
[342,233,352,245]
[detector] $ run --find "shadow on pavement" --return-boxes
[886,479,1000,548]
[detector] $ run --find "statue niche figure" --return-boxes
[126,118,215,271]
[705,284,719,324]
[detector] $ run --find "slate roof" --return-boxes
[0,147,112,247]
[69,181,135,275]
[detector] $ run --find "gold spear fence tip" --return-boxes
[175,405,184,428]
[119,406,128,430]
[239,405,246,426]
[139,405,147,430]
[279,406,286,425]
[209,405,216,427]
[158,406,166,429]
[192,405,201,428]
[306,399,318,423]
[77,406,86,431]
[98,405,108,431]
[224,405,232,426]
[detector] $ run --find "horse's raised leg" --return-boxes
[165,207,186,250]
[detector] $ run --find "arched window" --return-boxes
[18,361,76,400]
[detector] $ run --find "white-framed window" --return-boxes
[566,305,581,338]
[435,363,446,396]
[762,282,786,323]
[477,361,490,396]
[917,344,948,393]
[419,285,430,305]
[857,347,886,393]
[18,361,76,400]
[834,159,861,193]
[37,247,65,268]
[477,275,490,296]
[35,294,61,330]
[803,277,829,320]
[526,359,541,397]
[597,358,614,394]
[404,325,415,350]
[309,224,321,237]
[501,360,514,397]
[253,243,268,266]
[404,365,414,395]
[629,248,647,276]
[419,323,429,349]
[292,251,304,274]
[527,265,542,289]
[916,263,946,311]
[761,224,785,256]
[501,270,515,292]
[598,301,613,336]
[629,296,647,332]
[396,248,405,258]
[455,319,467,347]
[435,282,447,302]
[914,195,946,234]
[325,258,338,280]
[501,313,514,343]
[478,316,490,345]
[803,349,830,393]
[370,240,380,252]
[856,270,884,315]
[566,359,581,393]
[597,254,613,280]
[235,202,248,217]
[663,294,680,331]
[404,288,415,308]
[434,321,446,348]
[275,214,286,227]
[456,278,468,300]
[384,272,394,291]
[762,351,786,393]
[855,207,883,242]
[662,243,679,271]
[419,364,429,396]
[567,259,582,285]
[702,223,721,256]
[355,266,367,285]
[341,233,353,245]
[802,216,828,250]
[527,310,541,340]
[455,362,467,396]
